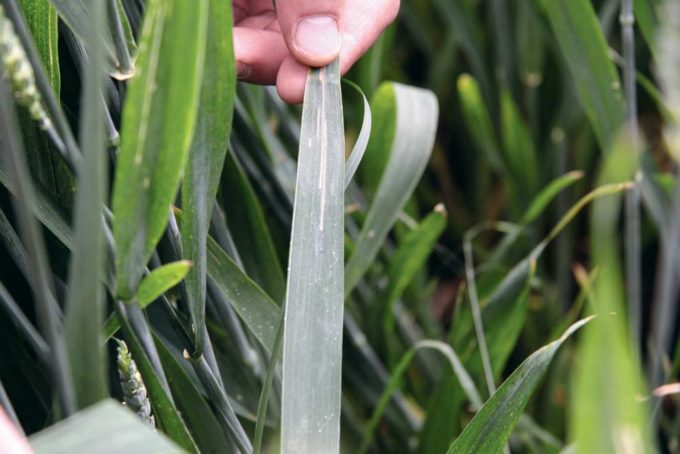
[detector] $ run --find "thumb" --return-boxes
[275,0,343,67]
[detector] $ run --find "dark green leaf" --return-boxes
[181,0,236,356]
[220,152,286,302]
[207,236,280,353]
[155,335,231,453]
[112,0,208,299]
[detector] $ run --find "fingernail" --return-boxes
[236,62,250,79]
[295,15,341,61]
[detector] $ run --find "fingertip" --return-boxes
[276,56,309,104]
[291,15,342,67]
[233,27,288,85]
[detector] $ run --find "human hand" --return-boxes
[233,0,399,103]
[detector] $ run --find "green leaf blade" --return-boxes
[538,0,625,150]
[447,318,592,453]
[345,82,439,295]
[180,0,236,356]
[113,0,208,299]
[63,0,108,409]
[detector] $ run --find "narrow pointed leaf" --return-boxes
[537,0,625,150]
[181,0,235,356]
[220,152,286,302]
[343,79,372,189]
[447,318,592,453]
[112,0,208,299]
[63,0,108,409]
[500,88,539,203]
[137,260,191,307]
[207,237,280,353]
[383,206,447,352]
[102,260,190,341]
[457,74,504,172]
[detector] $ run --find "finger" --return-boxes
[276,55,309,104]
[233,27,289,85]
[337,0,399,73]
[275,0,344,68]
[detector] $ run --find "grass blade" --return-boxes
[17,0,59,91]
[500,88,539,205]
[0,77,76,417]
[447,318,592,453]
[343,79,372,189]
[102,263,187,341]
[220,153,286,302]
[382,205,447,360]
[345,82,439,295]
[538,0,626,150]
[360,340,481,454]
[154,336,232,453]
[137,261,191,307]
[112,0,208,299]
[207,236,280,353]
[63,0,108,409]
[281,59,345,453]
[0,282,49,359]
[181,0,235,357]
[457,74,504,173]
[571,132,652,450]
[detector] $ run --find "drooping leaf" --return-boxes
[343,79,372,189]
[360,340,481,454]
[345,82,439,295]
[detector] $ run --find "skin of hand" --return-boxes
[233,0,399,103]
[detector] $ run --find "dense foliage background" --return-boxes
[0,0,678,452]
